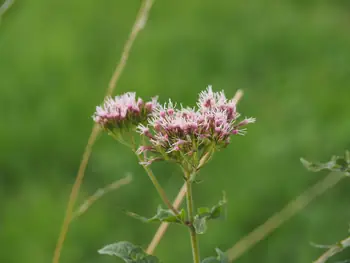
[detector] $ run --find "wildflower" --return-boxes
[137,86,255,168]
[198,86,237,121]
[93,92,159,132]
[136,145,154,155]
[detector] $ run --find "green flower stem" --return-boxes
[137,154,180,216]
[129,135,179,216]
[185,171,201,263]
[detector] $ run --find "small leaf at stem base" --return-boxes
[193,194,227,234]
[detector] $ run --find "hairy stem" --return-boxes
[185,171,200,263]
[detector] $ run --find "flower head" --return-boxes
[93,92,159,132]
[137,86,255,169]
[198,85,237,120]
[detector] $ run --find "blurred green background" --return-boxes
[1,1,350,262]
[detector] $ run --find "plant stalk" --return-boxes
[185,171,200,263]
[314,236,350,263]
[137,154,179,216]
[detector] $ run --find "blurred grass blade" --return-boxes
[52,2,155,263]
[73,174,132,219]
[227,172,344,262]
[301,151,350,175]
[0,0,14,20]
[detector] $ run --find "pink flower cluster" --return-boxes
[93,92,158,130]
[137,86,255,159]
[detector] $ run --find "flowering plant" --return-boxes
[93,86,255,263]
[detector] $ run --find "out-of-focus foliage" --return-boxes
[1,1,350,263]
[301,150,350,175]
[98,241,160,263]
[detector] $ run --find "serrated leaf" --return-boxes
[98,241,160,263]
[301,151,350,176]
[201,248,228,263]
[193,194,227,234]
[98,241,135,258]
[126,206,185,224]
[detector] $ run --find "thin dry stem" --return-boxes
[52,2,154,263]
[227,172,344,262]
[52,124,100,263]
[73,174,133,219]
[314,236,350,263]
[106,0,154,96]
[232,89,243,104]
[146,182,187,254]
[0,0,14,17]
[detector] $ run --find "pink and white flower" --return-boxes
[137,86,255,162]
[93,92,159,130]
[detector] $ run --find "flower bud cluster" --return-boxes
[136,86,255,167]
[93,92,158,132]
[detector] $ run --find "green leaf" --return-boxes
[215,248,229,263]
[193,194,227,234]
[301,150,350,176]
[98,241,161,263]
[201,248,228,263]
[193,216,208,234]
[202,257,219,263]
[210,197,227,219]
[345,150,350,164]
[126,206,186,224]
[197,207,211,215]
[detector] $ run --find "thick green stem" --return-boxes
[185,172,200,263]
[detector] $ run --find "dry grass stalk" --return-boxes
[227,172,344,262]
[73,174,133,219]
[147,183,187,254]
[52,2,155,263]
[314,236,350,263]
